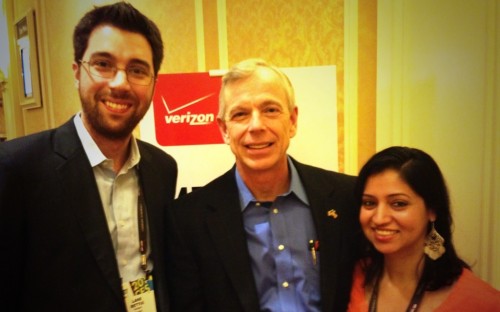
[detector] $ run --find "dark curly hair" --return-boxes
[354,146,469,290]
[73,2,164,75]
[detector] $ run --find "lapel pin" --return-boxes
[327,209,338,219]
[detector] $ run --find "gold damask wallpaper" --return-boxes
[159,0,199,73]
[226,0,344,67]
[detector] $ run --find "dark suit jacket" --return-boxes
[0,118,177,312]
[166,158,361,312]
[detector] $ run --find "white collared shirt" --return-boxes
[74,113,151,282]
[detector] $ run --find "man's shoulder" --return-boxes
[0,121,74,159]
[174,168,237,204]
[137,139,176,164]
[292,159,357,185]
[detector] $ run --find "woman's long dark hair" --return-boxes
[354,146,469,290]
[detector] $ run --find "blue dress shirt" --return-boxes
[236,158,320,312]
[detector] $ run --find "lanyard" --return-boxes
[368,272,426,312]
[136,168,149,274]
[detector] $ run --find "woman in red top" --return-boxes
[348,146,500,312]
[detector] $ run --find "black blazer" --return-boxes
[166,158,360,312]
[0,118,177,312]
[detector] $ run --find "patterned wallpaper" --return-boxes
[158,0,199,73]
[226,0,344,67]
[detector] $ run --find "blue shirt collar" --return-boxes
[235,156,309,211]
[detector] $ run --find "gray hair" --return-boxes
[218,58,296,120]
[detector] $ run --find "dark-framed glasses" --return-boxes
[79,59,154,86]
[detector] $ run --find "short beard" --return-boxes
[81,98,144,140]
[89,108,141,140]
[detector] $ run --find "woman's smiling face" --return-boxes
[360,169,435,259]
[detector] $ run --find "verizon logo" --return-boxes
[165,112,214,125]
[162,94,215,126]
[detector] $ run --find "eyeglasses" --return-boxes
[79,59,155,86]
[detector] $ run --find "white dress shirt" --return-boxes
[74,113,152,282]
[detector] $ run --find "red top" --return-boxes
[347,262,500,312]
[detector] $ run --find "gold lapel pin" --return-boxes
[327,209,338,219]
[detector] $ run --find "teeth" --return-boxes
[375,229,397,236]
[248,143,270,149]
[105,101,128,110]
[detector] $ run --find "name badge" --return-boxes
[122,275,157,312]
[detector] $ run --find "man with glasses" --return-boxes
[79,59,155,87]
[0,3,177,312]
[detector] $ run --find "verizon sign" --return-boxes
[152,73,223,146]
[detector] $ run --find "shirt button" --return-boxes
[282,281,289,288]
[272,208,279,214]
[278,244,285,251]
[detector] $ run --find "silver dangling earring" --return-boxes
[424,222,446,260]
